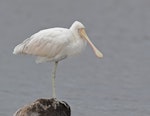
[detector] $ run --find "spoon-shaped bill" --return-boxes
[79,29,103,58]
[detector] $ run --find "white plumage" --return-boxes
[13,21,103,98]
[13,22,88,63]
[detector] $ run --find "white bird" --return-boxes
[13,21,103,98]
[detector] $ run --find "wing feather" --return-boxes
[13,28,72,61]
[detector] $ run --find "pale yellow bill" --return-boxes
[80,29,103,58]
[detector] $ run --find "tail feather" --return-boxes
[13,44,24,54]
[13,38,31,54]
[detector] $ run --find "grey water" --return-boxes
[0,0,150,115]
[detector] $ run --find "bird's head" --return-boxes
[70,21,103,58]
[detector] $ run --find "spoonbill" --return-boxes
[13,21,103,98]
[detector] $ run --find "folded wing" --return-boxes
[13,28,71,62]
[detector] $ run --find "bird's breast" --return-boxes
[67,37,87,56]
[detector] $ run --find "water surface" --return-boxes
[0,0,150,115]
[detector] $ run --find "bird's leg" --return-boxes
[51,61,58,98]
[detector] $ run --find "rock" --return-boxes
[13,98,71,116]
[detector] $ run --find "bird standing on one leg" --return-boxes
[13,21,103,98]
